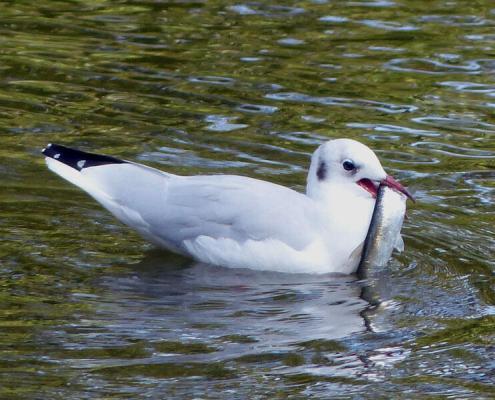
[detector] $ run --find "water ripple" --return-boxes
[347,122,441,137]
[319,16,350,23]
[188,76,236,85]
[205,115,248,132]
[464,34,495,41]
[276,131,327,146]
[277,38,305,46]
[384,58,480,75]
[377,149,439,165]
[141,149,251,169]
[412,115,495,134]
[438,81,495,94]
[359,19,418,31]
[418,15,490,26]
[228,4,306,17]
[347,1,396,7]
[411,142,495,159]
[236,104,279,114]
[368,46,405,53]
[265,92,417,114]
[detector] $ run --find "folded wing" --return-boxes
[43,145,319,259]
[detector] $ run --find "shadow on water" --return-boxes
[18,250,385,397]
[94,250,376,348]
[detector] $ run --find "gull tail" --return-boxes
[42,144,172,245]
[42,143,126,171]
[42,144,127,195]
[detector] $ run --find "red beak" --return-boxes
[382,175,415,202]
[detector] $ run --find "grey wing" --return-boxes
[45,154,318,253]
[147,175,318,252]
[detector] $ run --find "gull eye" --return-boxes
[342,160,355,171]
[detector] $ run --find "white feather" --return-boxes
[44,139,404,274]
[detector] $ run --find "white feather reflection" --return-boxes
[79,251,384,365]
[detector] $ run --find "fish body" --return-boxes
[358,185,407,276]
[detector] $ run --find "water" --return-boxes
[1,0,494,398]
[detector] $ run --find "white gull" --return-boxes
[42,139,412,274]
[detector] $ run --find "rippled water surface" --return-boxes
[1,0,494,398]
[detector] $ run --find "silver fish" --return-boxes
[357,185,407,277]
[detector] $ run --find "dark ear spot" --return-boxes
[317,161,327,181]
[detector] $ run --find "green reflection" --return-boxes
[0,0,494,398]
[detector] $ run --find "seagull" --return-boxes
[42,139,413,274]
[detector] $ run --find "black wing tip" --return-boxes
[41,142,53,155]
[42,143,126,171]
[42,143,64,158]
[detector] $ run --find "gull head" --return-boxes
[306,139,414,201]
